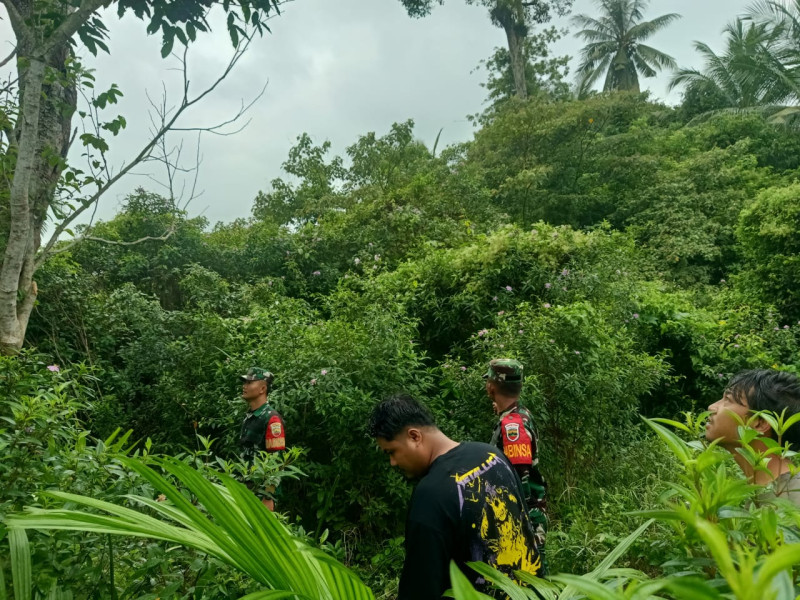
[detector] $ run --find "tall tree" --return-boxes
[0,0,281,354]
[670,19,796,112]
[746,0,800,101]
[399,0,574,99]
[572,0,680,93]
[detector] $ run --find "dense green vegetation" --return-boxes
[2,0,800,598]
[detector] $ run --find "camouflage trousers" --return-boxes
[530,506,548,575]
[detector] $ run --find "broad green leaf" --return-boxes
[643,418,692,464]
[9,529,31,600]
[512,571,560,600]
[466,562,536,600]
[663,577,724,600]
[549,574,621,600]
[238,592,303,600]
[448,562,494,600]
[754,544,800,589]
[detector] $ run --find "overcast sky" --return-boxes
[2,0,754,228]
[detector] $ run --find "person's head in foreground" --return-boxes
[706,368,800,489]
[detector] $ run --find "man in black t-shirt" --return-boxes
[368,394,542,600]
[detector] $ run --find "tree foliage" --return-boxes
[572,0,680,93]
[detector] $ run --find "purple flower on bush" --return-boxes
[321,369,328,376]
[492,296,498,302]
[720,279,726,284]
[518,330,524,334]
[47,365,60,372]
[478,329,489,337]
[784,325,790,329]
[374,254,381,261]
[498,311,505,316]
[632,313,639,319]
[505,285,513,292]
[372,265,377,270]
[460,366,467,371]
[561,269,569,277]
[574,350,581,355]
[549,339,555,343]
[734,344,740,348]
[545,283,552,289]
[775,327,780,331]
[310,378,317,385]
[312,270,321,276]
[543,303,551,309]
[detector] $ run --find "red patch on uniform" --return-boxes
[501,413,532,465]
[265,415,286,451]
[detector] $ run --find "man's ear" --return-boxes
[752,415,773,437]
[407,427,424,444]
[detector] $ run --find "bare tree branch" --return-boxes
[36,34,262,268]
[0,46,16,68]
[45,227,179,259]
[172,80,267,135]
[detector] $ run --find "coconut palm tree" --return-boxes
[669,19,796,110]
[670,10,800,126]
[572,0,681,93]
[746,0,800,101]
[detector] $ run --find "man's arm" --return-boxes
[398,517,451,600]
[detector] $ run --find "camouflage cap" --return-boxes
[240,367,274,384]
[482,358,523,383]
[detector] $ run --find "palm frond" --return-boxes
[626,13,682,42]
[5,456,374,600]
[635,44,677,70]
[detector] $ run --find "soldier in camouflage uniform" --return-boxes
[484,358,548,570]
[239,366,285,510]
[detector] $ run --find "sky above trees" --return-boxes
[0,0,752,226]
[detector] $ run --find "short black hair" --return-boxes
[493,380,522,396]
[726,369,800,448]
[367,393,437,440]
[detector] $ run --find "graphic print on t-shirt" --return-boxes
[453,452,541,578]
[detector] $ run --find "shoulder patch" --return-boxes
[501,413,532,465]
[265,414,285,451]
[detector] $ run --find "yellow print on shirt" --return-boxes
[480,488,541,576]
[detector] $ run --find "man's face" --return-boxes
[241,379,266,401]
[706,390,751,446]
[377,429,429,480]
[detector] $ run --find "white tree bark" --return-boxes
[0,56,45,353]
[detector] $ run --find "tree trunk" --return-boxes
[491,2,529,100]
[501,17,528,100]
[0,26,76,355]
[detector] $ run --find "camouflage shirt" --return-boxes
[239,402,285,464]
[490,403,547,519]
